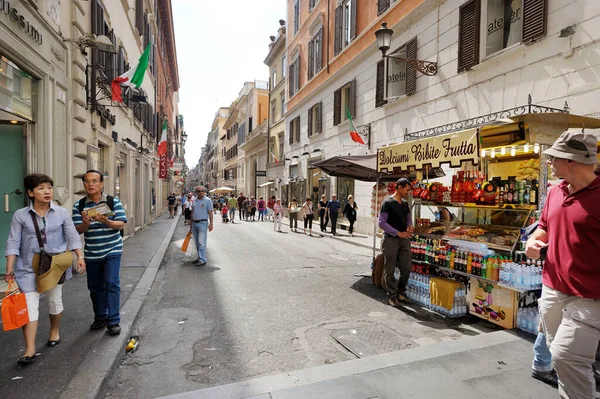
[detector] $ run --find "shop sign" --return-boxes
[377,129,479,172]
[159,153,168,179]
[0,1,44,45]
[255,170,267,177]
[387,47,406,99]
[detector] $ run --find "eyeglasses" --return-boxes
[83,180,100,185]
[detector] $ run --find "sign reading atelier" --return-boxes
[377,129,479,172]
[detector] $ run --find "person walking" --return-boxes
[302,197,314,236]
[343,195,358,237]
[167,193,176,218]
[326,194,341,236]
[378,178,414,307]
[73,170,127,336]
[257,196,266,221]
[525,131,600,399]
[237,192,246,221]
[273,199,284,232]
[249,196,257,221]
[183,193,193,225]
[318,194,329,232]
[4,173,85,365]
[227,193,237,223]
[189,186,214,266]
[267,195,275,222]
[288,197,300,232]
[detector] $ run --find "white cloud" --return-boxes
[172,0,287,167]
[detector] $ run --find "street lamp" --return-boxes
[374,22,438,76]
[181,131,188,145]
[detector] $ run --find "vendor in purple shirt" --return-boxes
[378,178,414,307]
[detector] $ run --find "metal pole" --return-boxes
[372,173,380,263]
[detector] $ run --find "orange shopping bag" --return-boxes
[1,281,29,332]
[181,231,192,252]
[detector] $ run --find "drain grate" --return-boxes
[330,324,415,358]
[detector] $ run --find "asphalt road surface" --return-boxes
[103,215,496,398]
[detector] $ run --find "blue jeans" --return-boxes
[532,332,553,372]
[86,254,122,326]
[191,221,208,262]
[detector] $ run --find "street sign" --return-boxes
[255,170,267,177]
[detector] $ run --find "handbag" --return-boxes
[30,213,68,288]
[181,231,192,252]
[1,281,29,331]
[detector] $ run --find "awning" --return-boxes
[258,181,274,188]
[312,154,445,182]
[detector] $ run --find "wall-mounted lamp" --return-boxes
[558,24,576,38]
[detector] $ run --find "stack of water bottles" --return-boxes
[498,260,543,290]
[517,307,540,335]
[407,272,468,318]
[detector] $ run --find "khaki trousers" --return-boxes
[538,285,600,399]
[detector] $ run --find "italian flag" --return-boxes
[111,42,152,102]
[347,107,365,145]
[270,149,279,164]
[157,120,167,156]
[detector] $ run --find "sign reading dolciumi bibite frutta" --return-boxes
[377,129,479,172]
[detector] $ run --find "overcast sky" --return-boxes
[173,0,287,168]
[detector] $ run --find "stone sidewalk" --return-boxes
[159,330,558,399]
[0,212,180,399]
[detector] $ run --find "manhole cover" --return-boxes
[122,262,146,268]
[330,324,415,358]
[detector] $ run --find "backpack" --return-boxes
[78,195,124,237]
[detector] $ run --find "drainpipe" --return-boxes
[327,0,330,74]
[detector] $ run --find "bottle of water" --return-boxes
[523,267,531,290]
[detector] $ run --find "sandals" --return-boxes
[17,354,36,365]
[47,339,61,347]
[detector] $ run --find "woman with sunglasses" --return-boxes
[4,174,85,365]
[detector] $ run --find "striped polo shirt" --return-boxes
[72,193,128,260]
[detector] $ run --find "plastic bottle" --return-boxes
[467,252,473,274]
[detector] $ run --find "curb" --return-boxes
[59,216,180,399]
[158,330,521,399]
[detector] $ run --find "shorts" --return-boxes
[25,284,63,322]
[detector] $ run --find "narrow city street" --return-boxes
[103,215,500,398]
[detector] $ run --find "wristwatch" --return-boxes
[78,256,84,259]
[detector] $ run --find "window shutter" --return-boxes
[135,0,144,35]
[289,63,295,96]
[308,39,314,80]
[295,117,300,142]
[289,121,294,144]
[316,27,323,72]
[110,30,117,80]
[317,102,322,133]
[377,0,390,16]
[406,37,417,96]
[334,5,342,55]
[522,0,548,43]
[457,0,480,72]
[308,107,313,137]
[294,57,300,93]
[333,88,341,126]
[375,60,387,107]
[348,79,356,119]
[350,0,357,41]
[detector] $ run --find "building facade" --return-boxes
[264,20,288,202]
[283,0,600,234]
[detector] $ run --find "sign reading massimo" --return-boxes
[377,129,479,172]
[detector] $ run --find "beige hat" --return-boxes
[543,131,598,164]
[33,251,74,293]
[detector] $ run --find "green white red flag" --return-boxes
[346,107,365,145]
[157,120,168,156]
[111,41,152,102]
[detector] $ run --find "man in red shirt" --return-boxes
[526,131,600,399]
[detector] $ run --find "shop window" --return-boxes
[334,0,356,55]
[333,79,355,126]
[307,102,322,136]
[307,27,323,80]
[458,0,547,72]
[336,177,355,209]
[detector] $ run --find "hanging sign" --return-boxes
[377,129,479,172]
[159,153,168,179]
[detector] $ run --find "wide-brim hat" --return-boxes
[34,251,73,293]
[543,131,598,165]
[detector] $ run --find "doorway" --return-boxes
[0,123,26,274]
